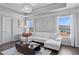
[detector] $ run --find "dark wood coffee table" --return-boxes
[15,42,41,55]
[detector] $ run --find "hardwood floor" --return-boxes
[58,45,79,55]
[0,41,19,55]
[0,41,79,55]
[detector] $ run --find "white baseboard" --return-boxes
[61,42,71,46]
[75,44,79,48]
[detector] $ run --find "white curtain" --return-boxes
[71,13,78,47]
[73,12,79,47]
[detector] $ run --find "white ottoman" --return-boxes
[44,37,61,51]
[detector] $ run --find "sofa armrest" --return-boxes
[56,37,62,41]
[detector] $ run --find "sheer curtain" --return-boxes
[72,13,78,47]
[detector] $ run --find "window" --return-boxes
[57,16,72,38]
[26,20,33,32]
[27,20,33,27]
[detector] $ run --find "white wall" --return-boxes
[32,15,56,33]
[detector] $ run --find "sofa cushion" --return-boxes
[30,36,49,43]
[32,32,50,38]
[44,39,61,51]
[49,33,58,40]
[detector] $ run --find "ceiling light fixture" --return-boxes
[23,3,32,14]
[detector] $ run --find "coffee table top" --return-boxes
[29,42,40,49]
[16,42,40,50]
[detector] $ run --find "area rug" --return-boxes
[1,47,52,55]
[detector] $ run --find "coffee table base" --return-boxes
[15,42,41,55]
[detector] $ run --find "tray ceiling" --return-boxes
[0,3,78,16]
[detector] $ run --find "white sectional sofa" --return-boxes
[28,32,62,51]
[44,37,61,51]
[29,32,50,43]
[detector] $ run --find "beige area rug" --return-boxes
[1,47,52,55]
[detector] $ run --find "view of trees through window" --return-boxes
[57,16,71,38]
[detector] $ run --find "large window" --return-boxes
[57,16,72,38]
[26,20,33,32]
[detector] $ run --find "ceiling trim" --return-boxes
[0,5,23,15]
[23,3,57,15]
[32,3,57,11]
[32,6,79,17]
[0,3,66,16]
[27,3,66,16]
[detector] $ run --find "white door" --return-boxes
[2,16,11,43]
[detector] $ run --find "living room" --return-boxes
[0,2,79,56]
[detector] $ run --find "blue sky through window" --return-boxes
[58,16,71,25]
[27,20,33,27]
